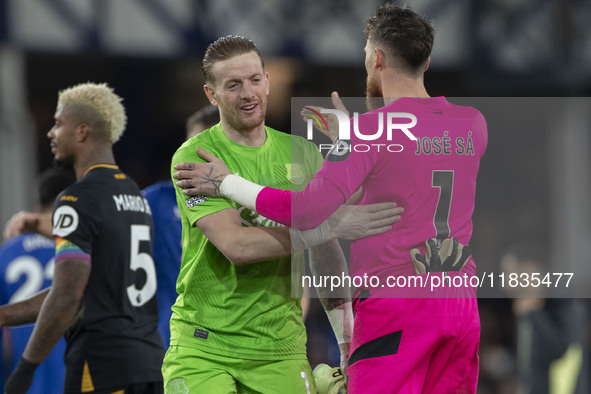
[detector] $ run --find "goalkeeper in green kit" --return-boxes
[162,36,403,394]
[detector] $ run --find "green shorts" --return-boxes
[162,345,316,394]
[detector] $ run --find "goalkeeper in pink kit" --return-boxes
[175,4,486,393]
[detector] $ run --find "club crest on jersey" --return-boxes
[285,163,305,185]
[53,205,79,237]
[186,195,208,208]
[167,378,189,394]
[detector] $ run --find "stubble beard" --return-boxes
[227,101,267,133]
[365,74,383,112]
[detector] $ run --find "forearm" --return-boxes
[35,212,54,238]
[224,222,352,265]
[222,175,346,229]
[0,289,49,327]
[308,240,353,345]
[23,287,81,364]
[263,180,347,229]
[309,240,351,305]
[217,226,293,266]
[199,208,340,266]
[3,211,53,240]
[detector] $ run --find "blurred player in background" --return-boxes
[501,244,589,394]
[162,35,401,394]
[142,105,219,350]
[0,82,164,393]
[174,4,487,393]
[185,105,220,140]
[0,167,75,393]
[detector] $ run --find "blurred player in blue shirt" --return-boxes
[142,105,219,349]
[0,167,75,393]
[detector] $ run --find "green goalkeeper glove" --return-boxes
[410,238,472,274]
[313,364,347,394]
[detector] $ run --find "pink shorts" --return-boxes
[347,297,480,394]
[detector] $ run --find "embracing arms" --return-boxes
[195,187,402,266]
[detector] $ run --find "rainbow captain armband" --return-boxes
[55,237,90,263]
[220,174,292,226]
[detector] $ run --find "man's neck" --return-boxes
[74,146,116,179]
[381,73,430,106]
[220,121,267,147]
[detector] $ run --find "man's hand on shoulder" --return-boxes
[327,188,403,241]
[173,147,231,197]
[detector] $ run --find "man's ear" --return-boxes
[424,57,431,72]
[204,84,218,106]
[374,48,386,70]
[76,124,91,143]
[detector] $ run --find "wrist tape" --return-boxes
[326,302,354,344]
[289,221,332,252]
[219,174,263,211]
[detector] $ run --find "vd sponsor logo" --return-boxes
[53,205,79,237]
[304,107,417,161]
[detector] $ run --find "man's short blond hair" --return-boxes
[58,82,127,143]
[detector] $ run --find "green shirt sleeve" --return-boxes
[170,139,234,227]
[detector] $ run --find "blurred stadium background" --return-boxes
[1,1,590,392]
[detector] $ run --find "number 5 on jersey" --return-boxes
[127,225,157,307]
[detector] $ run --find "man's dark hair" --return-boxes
[364,3,434,76]
[202,35,264,85]
[38,167,76,210]
[186,105,220,134]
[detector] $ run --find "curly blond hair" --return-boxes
[58,82,127,143]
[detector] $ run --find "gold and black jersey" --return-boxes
[53,164,164,393]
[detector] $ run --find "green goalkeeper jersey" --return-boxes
[170,123,322,360]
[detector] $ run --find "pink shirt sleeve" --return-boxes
[256,187,292,226]
[256,174,349,229]
[256,119,378,230]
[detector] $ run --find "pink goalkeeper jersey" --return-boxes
[258,96,487,286]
